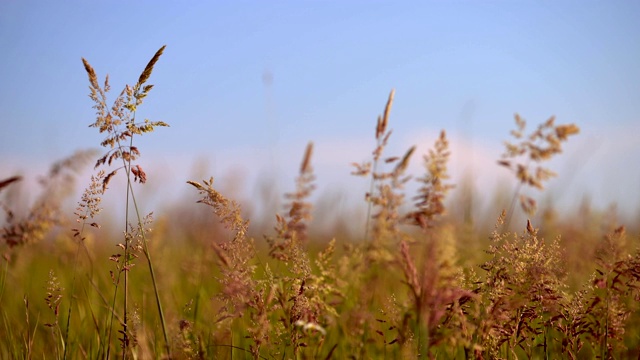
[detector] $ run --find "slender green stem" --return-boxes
[105,266,121,359]
[0,257,7,305]
[122,152,131,359]
[115,120,171,358]
[62,244,81,360]
[63,206,95,360]
[504,181,522,231]
[364,137,382,243]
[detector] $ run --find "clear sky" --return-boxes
[1,1,639,218]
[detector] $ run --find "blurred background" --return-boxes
[1,1,639,232]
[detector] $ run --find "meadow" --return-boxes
[2,46,639,359]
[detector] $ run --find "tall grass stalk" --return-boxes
[499,115,579,228]
[64,171,103,359]
[82,45,170,358]
[363,89,394,243]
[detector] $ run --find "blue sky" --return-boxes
[1,1,639,218]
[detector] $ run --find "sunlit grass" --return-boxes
[1,47,639,359]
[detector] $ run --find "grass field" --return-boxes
[2,46,639,360]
